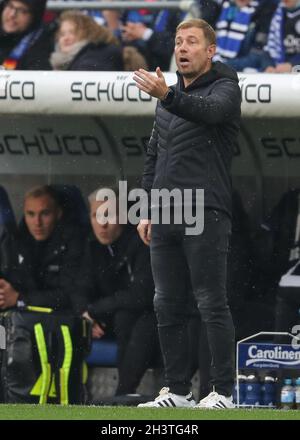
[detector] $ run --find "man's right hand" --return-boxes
[82,311,105,339]
[137,219,152,246]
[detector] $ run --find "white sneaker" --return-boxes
[137,387,196,408]
[196,391,235,409]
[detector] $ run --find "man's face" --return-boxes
[24,195,62,241]
[2,0,33,34]
[175,27,216,82]
[90,199,123,246]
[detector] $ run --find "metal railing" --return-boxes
[47,1,197,12]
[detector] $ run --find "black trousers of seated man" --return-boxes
[150,209,235,397]
[113,309,159,396]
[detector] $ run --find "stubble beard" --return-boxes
[181,70,197,79]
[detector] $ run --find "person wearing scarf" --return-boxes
[264,0,300,72]
[0,0,54,70]
[199,0,278,72]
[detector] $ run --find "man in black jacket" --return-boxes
[133,18,241,409]
[75,190,158,396]
[0,185,84,311]
[0,185,86,403]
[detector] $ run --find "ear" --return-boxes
[207,44,216,60]
[57,207,63,220]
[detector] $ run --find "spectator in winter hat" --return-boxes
[0,0,54,69]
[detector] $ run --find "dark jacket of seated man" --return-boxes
[75,223,155,323]
[0,185,84,312]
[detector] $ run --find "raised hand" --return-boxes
[133,67,169,100]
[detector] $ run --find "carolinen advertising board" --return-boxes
[238,343,300,369]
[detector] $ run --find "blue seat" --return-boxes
[85,338,118,367]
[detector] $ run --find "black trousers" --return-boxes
[113,309,159,395]
[187,315,212,400]
[150,209,235,397]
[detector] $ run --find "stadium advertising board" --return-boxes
[238,343,300,369]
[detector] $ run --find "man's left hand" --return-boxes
[133,67,169,99]
[0,279,19,309]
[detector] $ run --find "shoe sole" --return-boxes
[195,405,235,409]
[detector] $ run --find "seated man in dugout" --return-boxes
[74,188,160,398]
[0,185,86,403]
[0,184,84,312]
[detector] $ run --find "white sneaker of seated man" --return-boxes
[196,391,235,409]
[137,387,196,408]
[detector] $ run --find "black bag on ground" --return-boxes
[0,309,91,404]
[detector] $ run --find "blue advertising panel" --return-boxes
[238,343,300,369]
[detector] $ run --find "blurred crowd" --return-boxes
[1,0,300,73]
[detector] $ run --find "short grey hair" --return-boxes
[88,185,120,206]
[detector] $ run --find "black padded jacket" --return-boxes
[4,220,85,312]
[142,61,241,218]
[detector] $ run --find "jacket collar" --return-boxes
[176,61,239,91]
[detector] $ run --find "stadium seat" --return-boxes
[85,338,118,367]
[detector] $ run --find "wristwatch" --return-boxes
[161,87,174,105]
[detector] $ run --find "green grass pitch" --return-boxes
[0,404,300,420]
